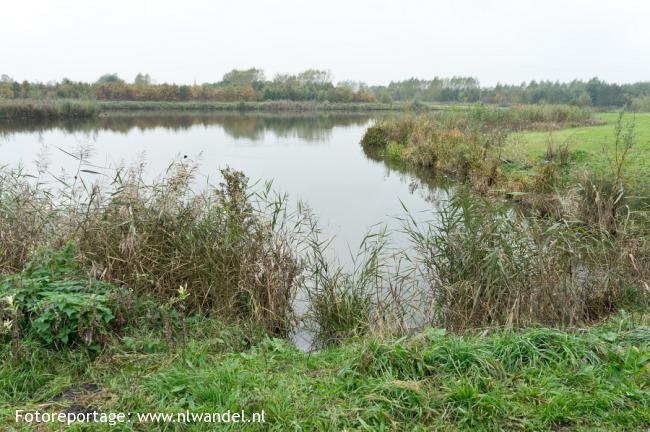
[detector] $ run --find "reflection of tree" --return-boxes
[0,113,374,143]
[219,114,372,142]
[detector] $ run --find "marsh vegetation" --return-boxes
[0,103,649,430]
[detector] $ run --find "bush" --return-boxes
[76,166,302,337]
[0,242,116,348]
[631,95,650,112]
[360,123,390,149]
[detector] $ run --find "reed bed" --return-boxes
[0,157,308,337]
[97,100,402,112]
[0,141,647,347]
[0,99,99,120]
[402,193,649,331]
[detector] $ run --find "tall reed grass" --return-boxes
[361,110,507,193]
[98,100,401,112]
[0,99,99,120]
[0,147,647,346]
[0,156,307,337]
[402,193,648,330]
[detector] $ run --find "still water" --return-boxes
[0,113,449,260]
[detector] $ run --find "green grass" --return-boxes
[506,112,650,188]
[96,100,471,113]
[0,99,99,120]
[1,315,648,431]
[97,100,404,112]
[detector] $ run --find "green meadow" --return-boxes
[507,112,650,189]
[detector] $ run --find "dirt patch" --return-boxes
[50,383,101,402]
[38,383,108,416]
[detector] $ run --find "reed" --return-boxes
[0,159,305,337]
[0,99,99,120]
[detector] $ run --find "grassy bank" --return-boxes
[507,112,650,189]
[1,159,646,347]
[1,313,648,431]
[360,105,650,209]
[0,163,304,338]
[361,105,600,194]
[0,99,443,118]
[97,100,409,112]
[0,99,99,120]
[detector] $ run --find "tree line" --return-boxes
[1,70,648,107]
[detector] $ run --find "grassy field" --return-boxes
[506,112,650,189]
[2,314,649,431]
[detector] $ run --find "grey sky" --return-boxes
[1,0,648,86]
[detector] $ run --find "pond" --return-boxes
[0,113,450,263]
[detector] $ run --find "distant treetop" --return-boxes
[1,70,648,107]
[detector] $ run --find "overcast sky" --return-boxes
[1,0,648,87]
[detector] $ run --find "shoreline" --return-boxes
[0,99,457,120]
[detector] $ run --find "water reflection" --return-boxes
[0,112,449,263]
[0,112,374,143]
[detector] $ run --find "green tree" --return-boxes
[221,68,265,86]
[11,81,20,98]
[134,73,152,85]
[179,85,191,101]
[96,73,124,84]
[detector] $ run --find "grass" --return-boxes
[0,99,99,120]
[0,99,446,117]
[506,112,650,189]
[402,192,649,330]
[1,147,647,340]
[1,313,648,431]
[357,106,649,335]
[97,100,408,112]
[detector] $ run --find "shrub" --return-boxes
[360,123,390,149]
[631,95,650,112]
[0,242,116,348]
[362,114,505,190]
[576,112,636,233]
[75,166,302,337]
